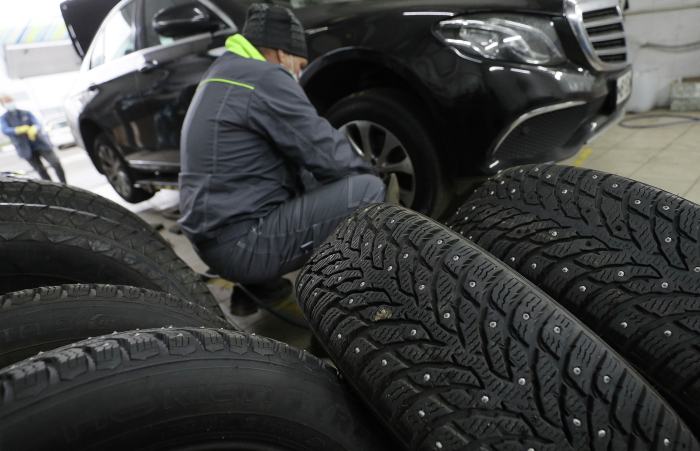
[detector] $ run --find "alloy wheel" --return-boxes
[339,120,416,207]
[97,143,132,199]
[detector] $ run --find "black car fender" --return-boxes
[302,46,452,159]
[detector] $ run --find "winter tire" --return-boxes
[95,134,154,203]
[326,88,453,218]
[0,328,393,451]
[0,203,222,316]
[297,203,699,451]
[0,175,168,246]
[0,284,234,367]
[447,163,700,433]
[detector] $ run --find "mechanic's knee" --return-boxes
[350,173,386,207]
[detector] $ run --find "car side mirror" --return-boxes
[153,3,220,38]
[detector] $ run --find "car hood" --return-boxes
[294,0,566,28]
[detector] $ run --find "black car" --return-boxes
[62,0,631,216]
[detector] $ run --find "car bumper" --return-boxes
[477,62,631,174]
[431,48,631,176]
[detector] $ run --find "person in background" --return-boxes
[178,3,397,316]
[0,93,67,184]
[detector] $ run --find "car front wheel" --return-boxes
[94,134,153,203]
[327,88,452,218]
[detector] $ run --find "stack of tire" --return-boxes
[294,165,700,450]
[6,167,700,451]
[0,176,392,450]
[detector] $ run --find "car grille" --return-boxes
[493,104,589,161]
[582,7,627,63]
[567,1,628,70]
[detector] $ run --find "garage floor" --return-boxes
[560,113,700,201]
[2,110,698,352]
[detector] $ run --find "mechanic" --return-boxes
[0,93,67,184]
[179,3,396,315]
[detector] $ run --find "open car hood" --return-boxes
[60,0,121,58]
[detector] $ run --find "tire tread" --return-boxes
[447,164,700,432]
[298,203,698,451]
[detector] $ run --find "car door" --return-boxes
[82,0,145,158]
[125,0,236,173]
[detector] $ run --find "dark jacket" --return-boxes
[178,35,372,243]
[0,110,53,159]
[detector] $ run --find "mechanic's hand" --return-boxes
[27,125,39,141]
[14,125,29,135]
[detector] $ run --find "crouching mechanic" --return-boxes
[178,4,393,315]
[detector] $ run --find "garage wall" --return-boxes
[624,0,700,112]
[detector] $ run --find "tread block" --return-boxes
[45,348,89,380]
[115,332,161,361]
[86,340,123,370]
[4,361,50,399]
[156,330,196,357]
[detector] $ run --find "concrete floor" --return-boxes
[560,113,700,203]
[2,110,698,351]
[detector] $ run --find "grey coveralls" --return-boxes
[178,46,385,284]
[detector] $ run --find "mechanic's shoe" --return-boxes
[230,278,293,316]
[385,173,400,205]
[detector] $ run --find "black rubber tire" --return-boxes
[296,203,699,451]
[0,203,223,317]
[94,134,154,203]
[446,163,700,434]
[0,284,235,367]
[0,175,168,246]
[0,328,394,451]
[326,88,453,218]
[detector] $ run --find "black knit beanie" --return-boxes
[242,3,308,59]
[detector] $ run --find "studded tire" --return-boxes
[0,175,168,246]
[0,284,235,367]
[446,164,700,433]
[0,328,393,451]
[0,203,222,316]
[296,203,699,451]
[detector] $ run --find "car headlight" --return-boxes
[434,14,566,66]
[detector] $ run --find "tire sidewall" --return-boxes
[0,331,390,451]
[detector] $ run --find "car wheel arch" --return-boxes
[79,119,108,173]
[304,49,438,118]
[303,50,452,165]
